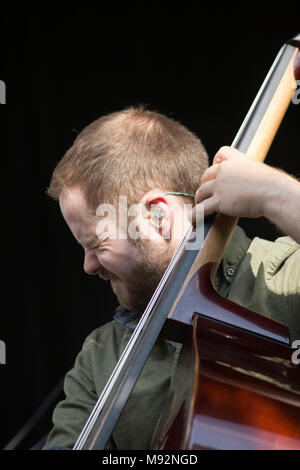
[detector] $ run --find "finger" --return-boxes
[213,146,248,165]
[201,164,220,184]
[190,197,218,226]
[213,146,232,165]
[194,180,216,205]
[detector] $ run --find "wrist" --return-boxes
[263,170,300,226]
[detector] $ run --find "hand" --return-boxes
[194,146,287,219]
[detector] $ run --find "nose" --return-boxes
[84,251,102,275]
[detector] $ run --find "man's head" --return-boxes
[49,106,209,313]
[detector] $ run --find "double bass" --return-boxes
[74,34,300,450]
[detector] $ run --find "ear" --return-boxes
[143,189,174,240]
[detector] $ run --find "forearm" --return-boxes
[263,171,300,244]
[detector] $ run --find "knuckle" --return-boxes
[214,146,230,163]
[219,145,231,155]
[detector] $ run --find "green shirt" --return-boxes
[43,226,300,450]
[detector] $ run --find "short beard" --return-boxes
[114,238,174,314]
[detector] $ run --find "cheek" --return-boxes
[97,246,137,276]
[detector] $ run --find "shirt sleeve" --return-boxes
[42,336,116,450]
[264,240,300,343]
[225,235,300,343]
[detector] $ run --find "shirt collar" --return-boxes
[113,305,140,330]
[113,305,178,349]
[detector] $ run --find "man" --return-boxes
[43,107,300,450]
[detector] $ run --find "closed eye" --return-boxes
[86,241,101,251]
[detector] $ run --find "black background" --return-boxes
[0,15,299,449]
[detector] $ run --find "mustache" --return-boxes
[98,268,118,281]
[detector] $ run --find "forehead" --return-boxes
[59,188,91,221]
[59,188,98,241]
